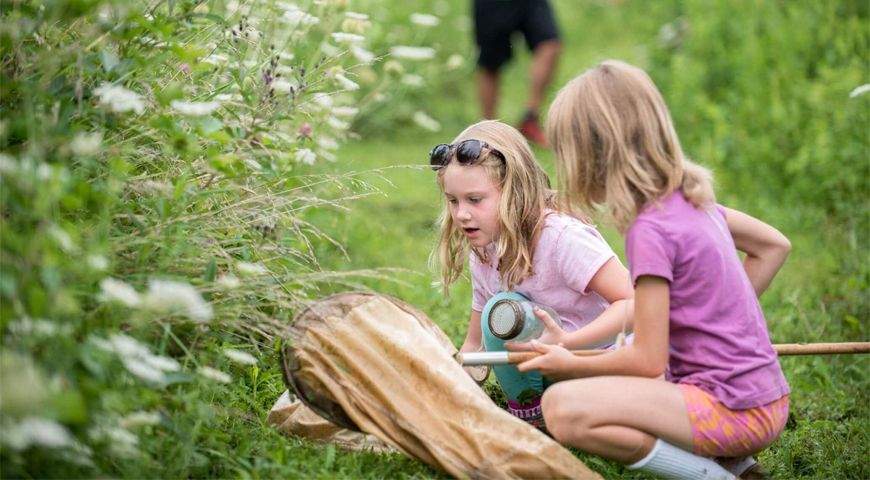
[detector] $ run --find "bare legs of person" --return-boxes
[476,39,560,146]
[542,376,738,480]
[477,68,500,120]
[526,39,561,118]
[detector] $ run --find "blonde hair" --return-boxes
[547,60,714,233]
[432,120,556,295]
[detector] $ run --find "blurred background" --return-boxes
[1,0,867,478]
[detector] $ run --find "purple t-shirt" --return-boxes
[626,191,789,409]
[471,211,617,333]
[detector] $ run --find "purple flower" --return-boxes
[297,122,312,138]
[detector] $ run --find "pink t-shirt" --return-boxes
[470,211,617,333]
[626,191,790,409]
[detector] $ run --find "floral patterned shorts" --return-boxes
[678,383,789,457]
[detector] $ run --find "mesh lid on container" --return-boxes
[488,299,524,340]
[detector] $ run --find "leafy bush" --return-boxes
[0,0,463,476]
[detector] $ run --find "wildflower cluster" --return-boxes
[0,0,464,476]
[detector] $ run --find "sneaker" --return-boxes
[518,114,548,147]
[716,456,770,480]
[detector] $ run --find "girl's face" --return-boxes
[442,163,502,248]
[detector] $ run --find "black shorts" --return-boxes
[473,0,561,71]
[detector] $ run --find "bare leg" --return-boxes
[477,68,500,119]
[541,376,694,464]
[526,39,561,113]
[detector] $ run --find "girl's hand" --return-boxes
[516,340,577,381]
[505,306,566,351]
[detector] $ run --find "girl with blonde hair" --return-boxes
[520,60,792,479]
[431,119,631,429]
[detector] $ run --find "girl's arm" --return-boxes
[507,257,633,350]
[560,257,634,349]
[723,207,792,297]
[459,310,483,353]
[518,275,670,381]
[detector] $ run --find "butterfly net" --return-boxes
[270,291,600,479]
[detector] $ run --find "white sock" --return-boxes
[627,438,736,480]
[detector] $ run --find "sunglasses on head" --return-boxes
[429,139,505,169]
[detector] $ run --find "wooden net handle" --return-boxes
[504,342,870,364]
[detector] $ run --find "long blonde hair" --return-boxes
[547,60,714,233]
[432,120,556,295]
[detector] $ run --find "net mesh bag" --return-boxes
[276,291,601,479]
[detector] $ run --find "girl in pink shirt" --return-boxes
[520,60,792,479]
[430,120,632,429]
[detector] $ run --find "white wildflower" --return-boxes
[344,11,369,20]
[213,93,234,102]
[278,51,295,61]
[2,417,73,450]
[312,93,334,109]
[48,225,76,253]
[446,53,464,70]
[0,152,17,176]
[282,9,319,27]
[202,53,228,66]
[275,1,299,10]
[390,46,436,61]
[350,44,375,63]
[335,73,360,91]
[245,27,261,41]
[99,278,142,308]
[36,163,52,181]
[412,111,441,132]
[70,132,102,156]
[327,116,349,130]
[143,354,181,372]
[119,411,162,428]
[401,74,425,87]
[320,42,340,56]
[410,13,440,27]
[332,106,359,118]
[236,261,268,276]
[272,79,296,94]
[170,100,221,116]
[88,424,139,458]
[849,83,870,98]
[275,64,294,75]
[317,136,340,151]
[331,32,365,44]
[93,83,145,114]
[198,366,232,384]
[109,334,152,358]
[144,279,213,323]
[7,317,68,337]
[297,148,317,165]
[223,349,258,365]
[87,254,108,272]
[122,357,165,383]
[216,274,241,290]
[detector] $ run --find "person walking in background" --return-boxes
[472,0,561,146]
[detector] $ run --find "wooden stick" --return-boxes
[456,342,870,366]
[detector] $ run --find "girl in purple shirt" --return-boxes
[518,60,792,479]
